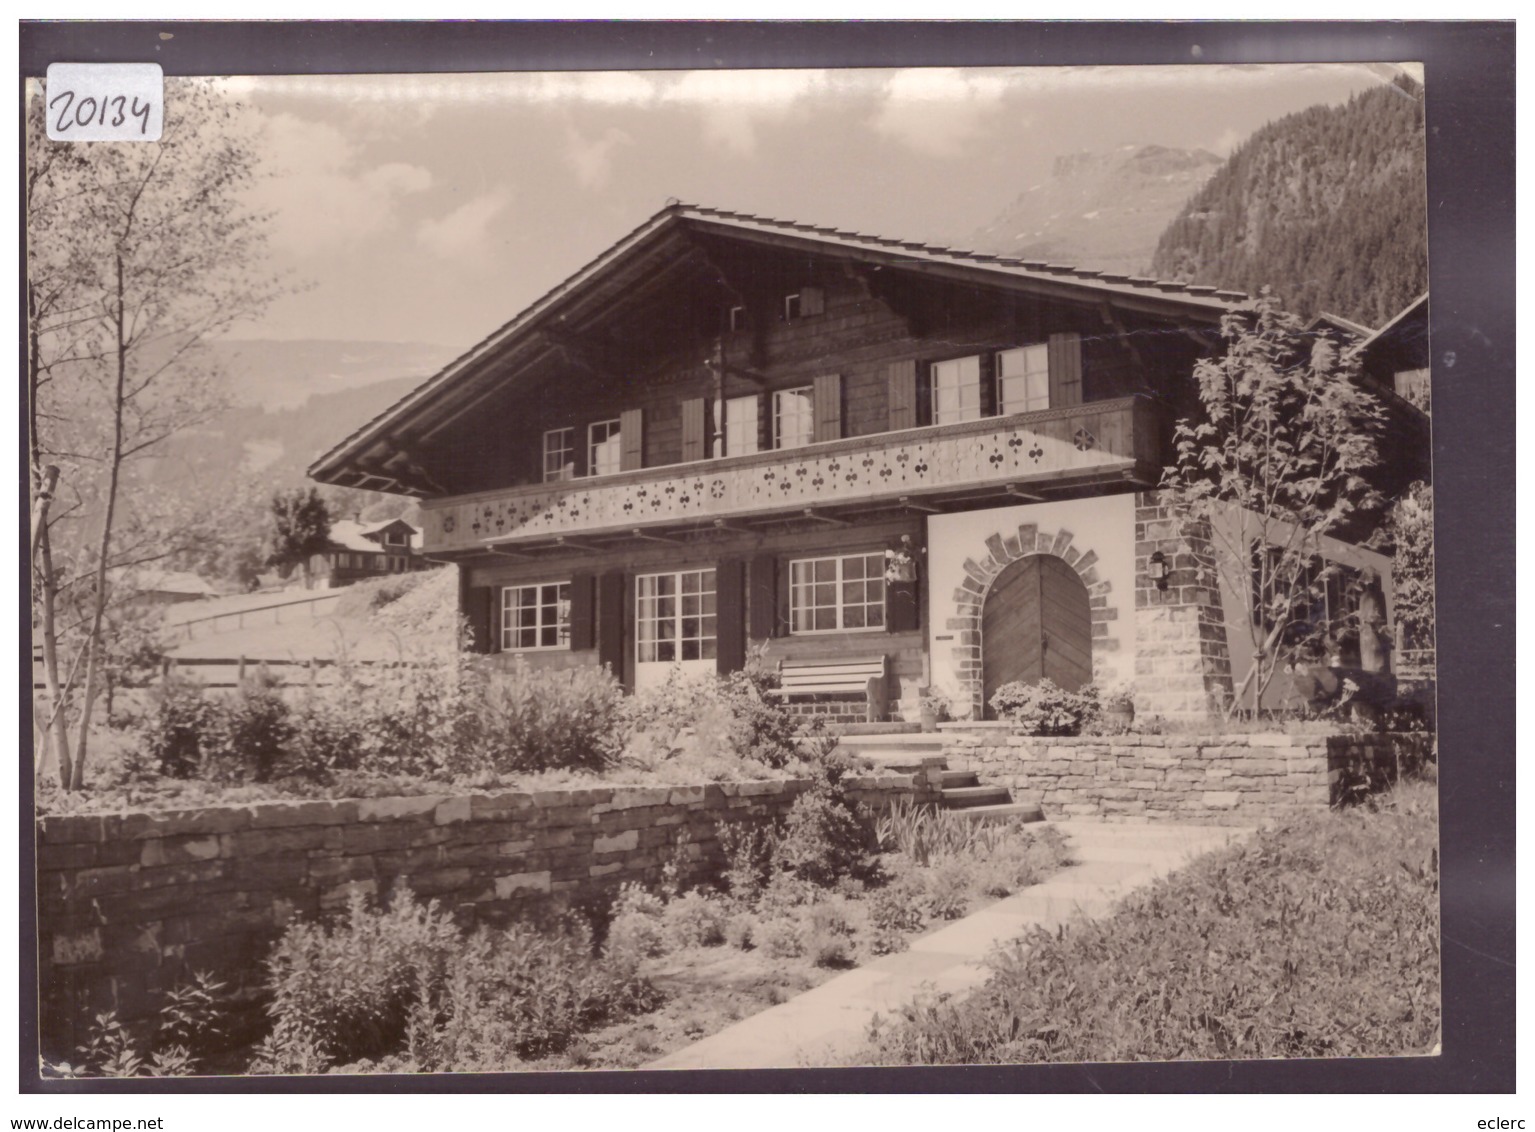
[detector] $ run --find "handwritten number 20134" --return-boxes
[49,89,154,135]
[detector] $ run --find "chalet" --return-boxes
[309,204,1429,722]
[307,517,430,589]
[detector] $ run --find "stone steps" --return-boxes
[938,784,1013,809]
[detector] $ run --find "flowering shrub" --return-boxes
[989,679,1101,736]
[463,658,625,774]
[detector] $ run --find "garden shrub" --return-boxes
[464,657,625,774]
[253,888,655,1073]
[202,670,294,784]
[139,677,219,779]
[988,679,1100,736]
[924,858,972,921]
[253,887,461,1072]
[806,899,857,968]
[661,889,728,950]
[774,772,874,888]
[864,781,1441,1065]
[724,911,757,950]
[717,819,778,904]
[604,884,667,961]
[757,915,805,960]
[620,660,812,770]
[49,971,232,1079]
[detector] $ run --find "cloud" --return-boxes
[251,113,432,255]
[417,190,512,261]
[564,126,635,190]
[872,68,1015,158]
[659,69,830,158]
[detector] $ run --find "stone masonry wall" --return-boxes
[36,768,940,1055]
[942,727,1432,826]
[1133,491,1235,721]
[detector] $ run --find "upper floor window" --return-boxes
[789,553,886,633]
[783,293,802,322]
[728,305,747,332]
[932,355,983,425]
[773,387,814,450]
[543,427,575,482]
[725,394,760,457]
[502,581,571,651]
[997,344,1050,415]
[383,529,408,547]
[588,419,622,477]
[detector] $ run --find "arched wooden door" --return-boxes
[982,554,1093,712]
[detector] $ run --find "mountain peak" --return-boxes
[971,145,1222,276]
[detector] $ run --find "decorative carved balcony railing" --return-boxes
[420,396,1161,554]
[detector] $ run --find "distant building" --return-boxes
[116,569,217,607]
[307,517,430,588]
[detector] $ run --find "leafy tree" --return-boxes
[1159,291,1387,717]
[266,487,333,587]
[1385,480,1435,663]
[27,78,282,789]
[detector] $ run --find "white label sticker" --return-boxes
[45,63,163,141]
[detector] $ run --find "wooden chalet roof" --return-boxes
[308,202,1248,493]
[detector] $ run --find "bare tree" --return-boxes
[28,78,283,789]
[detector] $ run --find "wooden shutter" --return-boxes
[1048,331,1083,408]
[748,554,778,639]
[462,581,497,654]
[568,572,596,650]
[619,408,644,471]
[680,397,707,463]
[716,559,746,674]
[800,286,825,316]
[597,571,627,684]
[887,359,918,431]
[978,352,998,418]
[813,373,843,443]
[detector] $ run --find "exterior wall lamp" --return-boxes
[1148,550,1170,591]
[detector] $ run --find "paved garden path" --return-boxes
[648,820,1253,1071]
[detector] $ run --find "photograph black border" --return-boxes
[17,19,1515,1095]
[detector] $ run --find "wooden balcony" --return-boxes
[420,395,1162,555]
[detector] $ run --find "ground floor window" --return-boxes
[501,581,571,650]
[790,553,886,632]
[636,569,717,662]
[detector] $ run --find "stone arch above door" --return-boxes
[946,523,1120,719]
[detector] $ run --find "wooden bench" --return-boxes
[768,656,889,723]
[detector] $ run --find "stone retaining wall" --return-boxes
[942,728,1432,825]
[37,767,940,1054]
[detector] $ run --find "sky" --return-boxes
[218,62,1412,349]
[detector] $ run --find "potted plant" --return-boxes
[1101,682,1136,732]
[918,688,951,733]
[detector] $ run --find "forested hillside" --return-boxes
[1150,77,1427,329]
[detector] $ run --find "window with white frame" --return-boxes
[725,394,759,457]
[790,553,886,633]
[783,293,802,322]
[587,419,622,477]
[773,387,814,450]
[932,355,983,425]
[996,344,1050,415]
[635,570,717,662]
[543,428,575,481]
[501,581,571,651]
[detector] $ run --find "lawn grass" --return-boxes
[862,777,1440,1065]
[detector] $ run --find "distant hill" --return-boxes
[1149,78,1427,328]
[969,145,1223,275]
[210,338,459,411]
